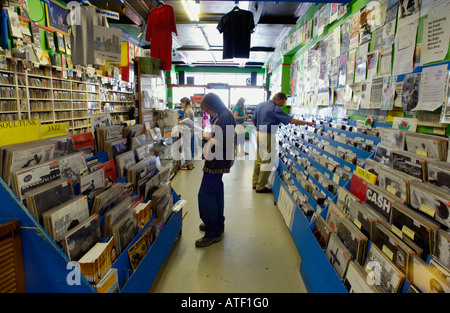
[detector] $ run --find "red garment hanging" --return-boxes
[145,4,178,71]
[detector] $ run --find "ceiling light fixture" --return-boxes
[181,0,199,21]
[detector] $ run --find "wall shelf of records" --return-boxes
[267,0,450,138]
[274,122,450,293]
[0,124,185,292]
[0,57,136,134]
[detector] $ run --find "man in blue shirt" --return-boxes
[252,92,314,193]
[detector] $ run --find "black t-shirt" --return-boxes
[217,8,255,59]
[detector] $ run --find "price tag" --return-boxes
[391,225,403,239]
[416,148,428,157]
[386,185,398,196]
[402,225,416,240]
[382,245,394,261]
[333,173,341,184]
[420,204,436,218]
[353,218,362,230]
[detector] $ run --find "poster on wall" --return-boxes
[93,27,122,62]
[45,0,69,35]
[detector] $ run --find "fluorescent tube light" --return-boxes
[181,0,199,21]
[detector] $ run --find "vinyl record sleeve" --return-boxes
[377,165,419,203]
[365,182,403,219]
[343,261,380,293]
[57,152,87,185]
[363,243,404,293]
[24,178,74,224]
[80,169,105,198]
[408,181,450,228]
[390,202,440,257]
[128,235,147,270]
[348,201,375,240]
[336,186,360,218]
[13,160,61,200]
[314,214,332,249]
[410,255,450,293]
[113,209,138,254]
[326,233,353,279]
[380,128,405,150]
[115,150,136,178]
[42,195,90,245]
[335,217,368,264]
[372,223,416,279]
[435,229,450,269]
[391,150,427,181]
[405,132,448,161]
[373,144,394,167]
[326,201,346,232]
[64,214,101,261]
[427,161,450,191]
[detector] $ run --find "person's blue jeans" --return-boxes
[198,172,224,238]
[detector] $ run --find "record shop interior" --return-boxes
[0,0,450,295]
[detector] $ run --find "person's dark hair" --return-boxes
[180,97,191,105]
[234,97,245,112]
[201,93,228,113]
[272,92,287,101]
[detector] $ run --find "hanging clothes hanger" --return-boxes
[232,6,240,11]
[157,0,165,7]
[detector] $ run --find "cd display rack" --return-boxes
[0,58,136,133]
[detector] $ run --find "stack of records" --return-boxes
[405,132,448,161]
[42,195,90,246]
[126,156,158,184]
[1,139,55,185]
[365,182,403,219]
[325,232,353,279]
[95,125,124,153]
[347,200,387,241]
[435,230,450,269]
[103,197,133,237]
[376,165,420,203]
[390,202,440,258]
[391,150,430,181]
[48,135,75,158]
[372,223,423,280]
[91,182,126,217]
[115,150,136,178]
[408,181,450,228]
[111,208,138,254]
[380,128,406,150]
[123,124,143,139]
[363,244,405,293]
[71,133,96,158]
[56,152,87,185]
[11,160,61,200]
[24,178,74,224]
[409,255,450,293]
[426,160,450,191]
[336,186,360,218]
[106,138,127,160]
[80,168,105,199]
[343,261,380,293]
[373,143,394,167]
[78,237,116,285]
[334,217,368,264]
[313,214,332,249]
[63,214,101,261]
[152,181,173,224]
[128,235,147,271]
[96,268,119,293]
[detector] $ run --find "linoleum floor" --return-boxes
[149,150,307,293]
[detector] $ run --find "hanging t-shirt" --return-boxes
[217,8,255,59]
[145,4,177,71]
